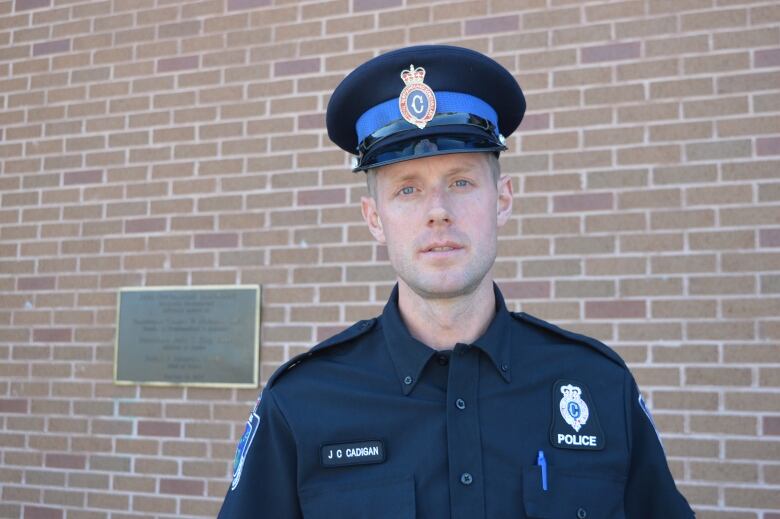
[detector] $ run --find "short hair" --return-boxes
[365,152,501,199]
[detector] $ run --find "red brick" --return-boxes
[765,416,780,436]
[33,39,70,56]
[159,477,204,496]
[159,20,201,39]
[63,169,103,185]
[586,300,646,319]
[274,58,320,76]
[501,281,550,299]
[132,494,176,513]
[464,15,519,36]
[32,328,72,342]
[17,276,55,291]
[45,453,85,469]
[137,420,181,438]
[354,0,401,12]
[581,41,640,63]
[157,56,199,73]
[23,506,62,519]
[193,233,239,249]
[227,0,271,10]
[755,48,780,68]
[553,193,613,212]
[757,137,780,156]
[16,0,50,10]
[298,113,325,130]
[125,218,166,233]
[0,399,28,413]
[760,229,780,248]
[518,113,550,132]
[297,188,346,206]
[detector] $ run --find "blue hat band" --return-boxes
[355,91,499,149]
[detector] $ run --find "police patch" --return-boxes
[398,65,436,129]
[549,380,605,451]
[231,394,262,490]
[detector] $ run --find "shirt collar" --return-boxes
[381,283,513,395]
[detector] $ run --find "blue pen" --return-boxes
[537,450,548,491]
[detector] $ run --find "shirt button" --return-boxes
[403,376,413,385]
[460,472,472,485]
[437,354,449,366]
[455,398,466,410]
[501,363,509,372]
[576,507,587,519]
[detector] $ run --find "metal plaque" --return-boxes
[115,285,261,387]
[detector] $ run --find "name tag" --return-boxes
[320,440,385,468]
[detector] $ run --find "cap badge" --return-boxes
[398,65,436,129]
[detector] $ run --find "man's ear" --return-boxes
[361,196,386,244]
[496,174,514,227]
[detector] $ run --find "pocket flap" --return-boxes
[523,465,625,519]
[300,475,415,519]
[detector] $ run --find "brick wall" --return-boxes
[0,0,779,517]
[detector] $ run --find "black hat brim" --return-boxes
[354,123,506,171]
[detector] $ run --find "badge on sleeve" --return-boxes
[231,393,262,490]
[638,392,665,451]
[398,65,436,129]
[549,380,605,451]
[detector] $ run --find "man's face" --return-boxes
[361,152,513,299]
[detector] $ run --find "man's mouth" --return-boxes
[422,242,463,253]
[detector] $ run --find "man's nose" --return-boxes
[426,190,452,225]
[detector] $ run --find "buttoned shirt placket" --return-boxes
[381,284,512,518]
[446,342,485,519]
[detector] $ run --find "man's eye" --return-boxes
[399,186,415,195]
[453,179,471,187]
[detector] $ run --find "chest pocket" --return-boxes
[523,465,625,519]
[299,475,415,519]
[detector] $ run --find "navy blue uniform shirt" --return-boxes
[219,284,694,518]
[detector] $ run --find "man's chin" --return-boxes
[401,275,484,300]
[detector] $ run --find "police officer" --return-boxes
[218,45,694,518]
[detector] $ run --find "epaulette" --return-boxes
[266,318,377,388]
[511,311,627,370]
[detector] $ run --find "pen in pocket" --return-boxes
[537,450,548,491]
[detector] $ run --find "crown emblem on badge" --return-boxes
[559,384,590,433]
[398,64,436,129]
[400,65,426,84]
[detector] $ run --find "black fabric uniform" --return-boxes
[218,284,694,518]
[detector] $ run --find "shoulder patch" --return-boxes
[266,318,377,388]
[511,312,627,370]
[638,392,664,451]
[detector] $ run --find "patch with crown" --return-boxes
[398,65,437,129]
[549,379,605,451]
